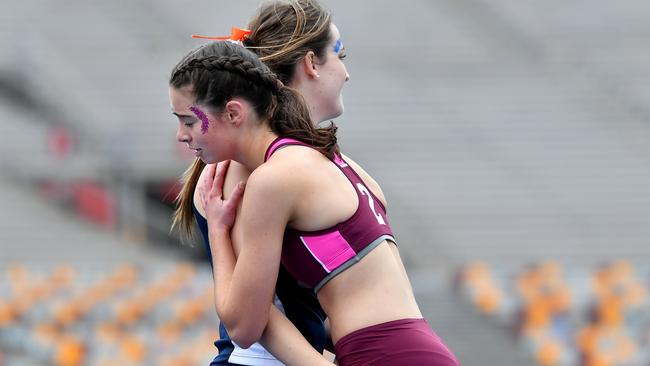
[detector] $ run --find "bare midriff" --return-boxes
[317,241,423,344]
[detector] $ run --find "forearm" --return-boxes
[208,225,237,322]
[208,227,333,364]
[260,306,334,366]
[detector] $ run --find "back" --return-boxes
[268,140,395,292]
[263,140,423,344]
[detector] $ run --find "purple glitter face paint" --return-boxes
[333,39,343,54]
[189,105,210,134]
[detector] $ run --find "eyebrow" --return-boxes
[172,111,195,118]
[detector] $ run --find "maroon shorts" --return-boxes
[334,318,460,366]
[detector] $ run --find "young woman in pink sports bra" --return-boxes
[170,40,460,366]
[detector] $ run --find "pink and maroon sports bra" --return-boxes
[264,137,396,292]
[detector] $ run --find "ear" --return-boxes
[300,51,320,80]
[223,100,246,127]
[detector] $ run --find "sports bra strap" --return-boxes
[264,137,311,162]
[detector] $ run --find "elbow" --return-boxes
[218,308,266,349]
[228,325,264,349]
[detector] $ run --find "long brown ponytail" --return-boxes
[271,85,338,158]
[171,157,205,239]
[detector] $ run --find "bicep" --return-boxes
[227,173,294,324]
[221,161,251,256]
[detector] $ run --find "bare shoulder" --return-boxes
[341,153,388,208]
[246,146,322,203]
[192,160,253,217]
[265,145,325,178]
[222,161,252,198]
[247,156,302,195]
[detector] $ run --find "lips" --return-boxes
[185,143,202,156]
[185,143,200,151]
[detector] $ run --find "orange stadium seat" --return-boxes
[119,335,148,364]
[577,323,639,366]
[458,262,505,315]
[54,335,86,366]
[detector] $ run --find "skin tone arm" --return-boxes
[200,161,333,366]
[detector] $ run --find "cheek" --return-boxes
[336,60,348,78]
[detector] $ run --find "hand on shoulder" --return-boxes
[194,160,252,217]
[200,160,246,232]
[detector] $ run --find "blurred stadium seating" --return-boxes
[456,260,650,365]
[2,0,650,365]
[0,262,218,365]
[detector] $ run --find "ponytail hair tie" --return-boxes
[191,27,251,44]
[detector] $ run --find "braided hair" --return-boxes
[170,41,337,156]
[170,41,338,239]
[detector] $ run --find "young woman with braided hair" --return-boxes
[172,42,335,366]
[173,1,348,365]
[170,43,460,366]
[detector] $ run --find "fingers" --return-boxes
[201,163,217,193]
[212,160,231,198]
[207,162,217,179]
[199,163,216,207]
[225,181,246,211]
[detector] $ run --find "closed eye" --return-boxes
[173,112,197,127]
[177,117,196,127]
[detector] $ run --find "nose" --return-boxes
[345,72,350,82]
[176,126,189,143]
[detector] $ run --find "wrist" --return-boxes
[208,222,231,237]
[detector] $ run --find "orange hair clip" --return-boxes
[191,27,251,42]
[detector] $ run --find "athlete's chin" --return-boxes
[335,98,345,118]
[325,103,344,121]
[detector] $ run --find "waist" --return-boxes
[326,303,422,345]
[317,241,422,343]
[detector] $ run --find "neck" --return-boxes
[309,106,326,125]
[290,81,325,125]
[234,127,278,171]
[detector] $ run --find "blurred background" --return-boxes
[1,0,650,365]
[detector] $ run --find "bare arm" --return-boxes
[200,161,333,365]
[262,307,335,365]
